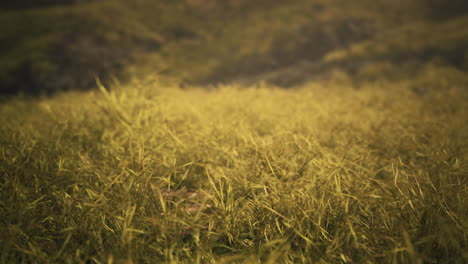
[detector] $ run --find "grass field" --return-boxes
[1,74,467,263]
[1,2,468,263]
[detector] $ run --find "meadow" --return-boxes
[1,72,467,263]
[1,1,468,263]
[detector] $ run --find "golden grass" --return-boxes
[1,78,467,263]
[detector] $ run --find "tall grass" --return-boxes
[1,78,467,263]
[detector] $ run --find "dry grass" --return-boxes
[1,78,467,263]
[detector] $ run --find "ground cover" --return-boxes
[1,77,467,263]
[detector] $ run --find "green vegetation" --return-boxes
[1,76,467,263]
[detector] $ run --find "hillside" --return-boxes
[2,0,468,95]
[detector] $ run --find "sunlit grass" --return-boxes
[1,77,467,263]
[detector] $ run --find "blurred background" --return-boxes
[1,0,468,95]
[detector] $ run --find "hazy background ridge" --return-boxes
[1,0,468,95]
